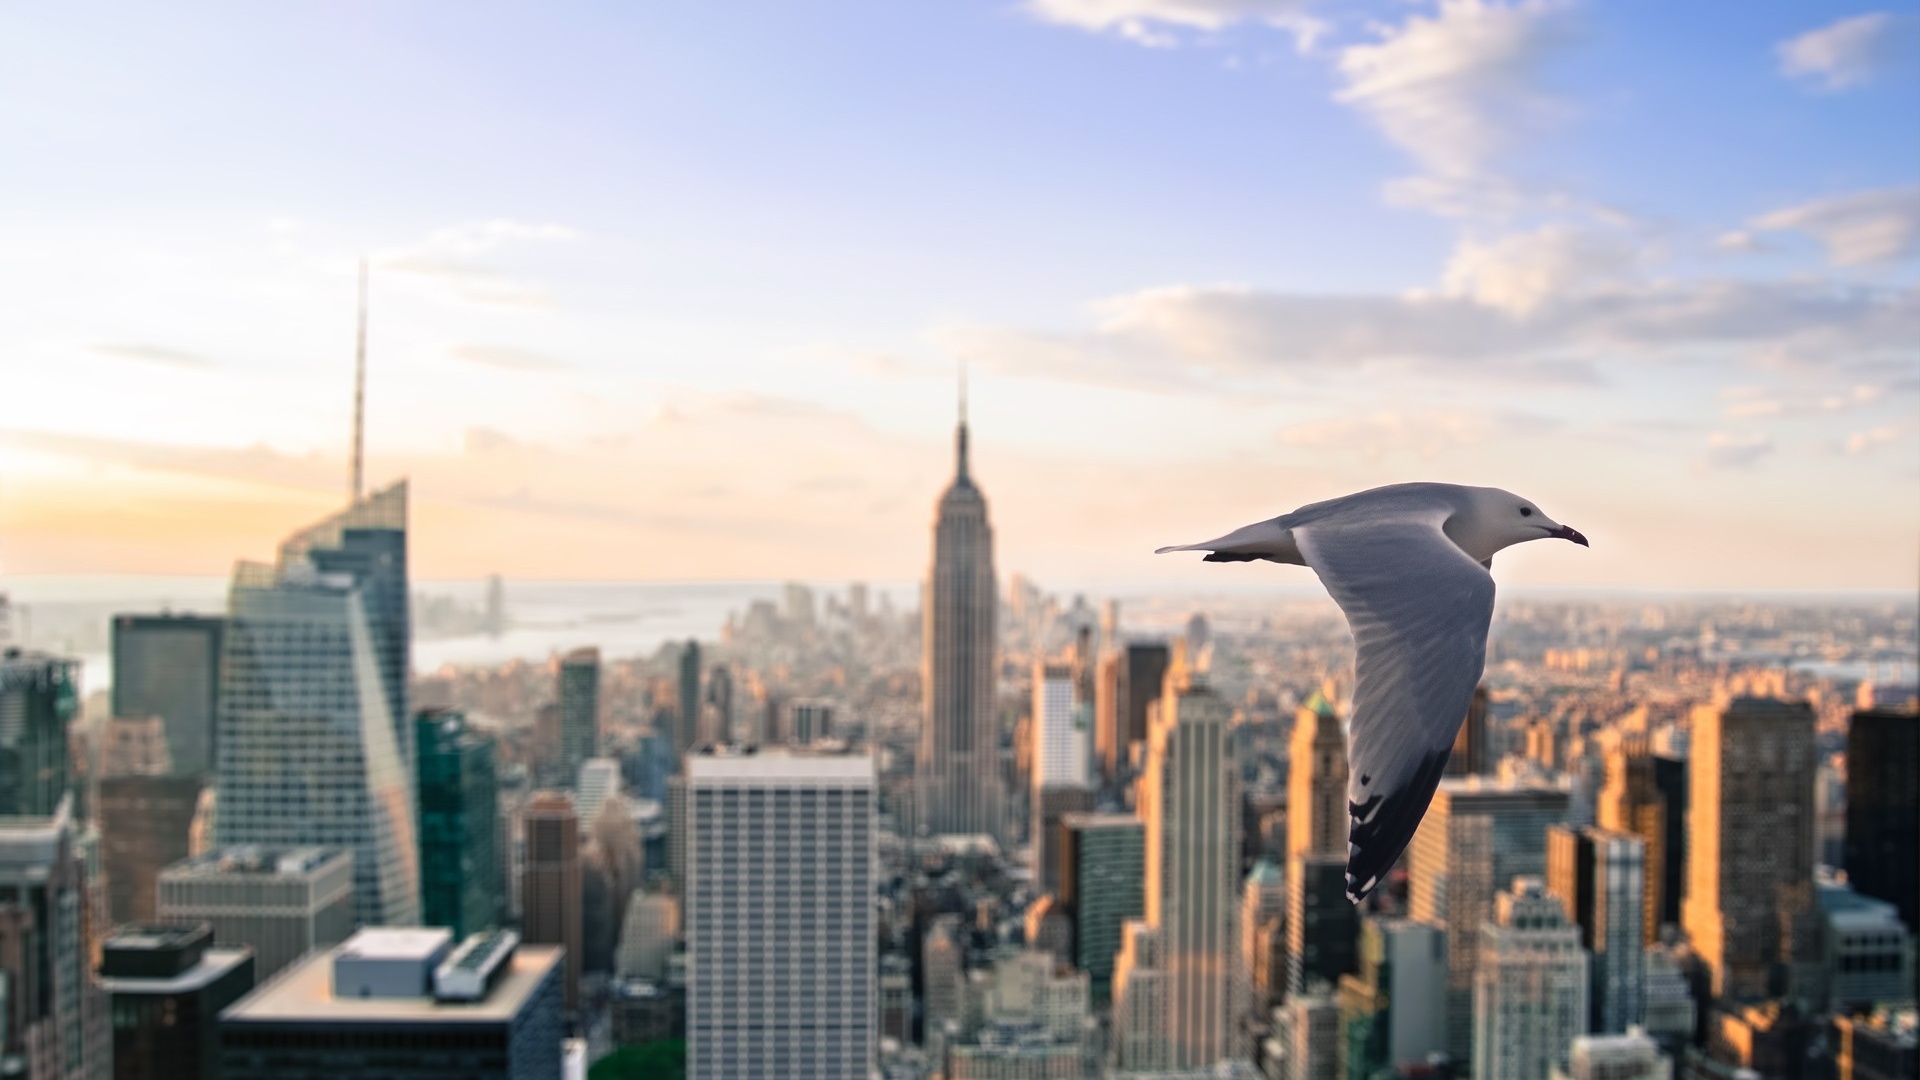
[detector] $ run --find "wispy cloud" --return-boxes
[1695,431,1774,472]
[1439,225,1643,315]
[1778,12,1920,92]
[84,342,218,370]
[450,345,567,372]
[1739,185,1920,267]
[1023,0,1325,50]
[376,219,579,308]
[1335,0,1577,216]
[1275,407,1561,459]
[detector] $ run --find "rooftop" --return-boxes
[688,746,874,785]
[99,946,252,996]
[338,927,453,963]
[164,846,347,878]
[222,937,562,1025]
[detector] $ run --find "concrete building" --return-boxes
[520,792,582,1012]
[920,388,1003,841]
[97,764,202,926]
[924,913,968,1052]
[96,923,254,1080]
[1547,824,1647,1034]
[1550,1028,1672,1080]
[615,890,679,981]
[1408,776,1570,1063]
[1113,921,1173,1074]
[1472,878,1589,1080]
[110,613,224,779]
[156,846,355,983]
[1240,861,1285,1018]
[1597,734,1684,945]
[215,483,419,927]
[1682,696,1818,1001]
[1815,872,1915,1012]
[1139,644,1242,1068]
[1268,985,1341,1080]
[219,928,563,1080]
[685,748,876,1080]
[1832,1008,1916,1080]
[0,793,108,1080]
[1287,690,1347,862]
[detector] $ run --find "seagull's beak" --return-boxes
[1550,524,1589,547]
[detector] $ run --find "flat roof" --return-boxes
[164,846,347,878]
[223,943,563,1025]
[99,947,252,996]
[688,748,874,785]
[338,927,454,961]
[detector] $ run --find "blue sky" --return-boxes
[2,0,1916,587]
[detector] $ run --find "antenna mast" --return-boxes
[351,259,367,502]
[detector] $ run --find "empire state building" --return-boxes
[920,387,1003,840]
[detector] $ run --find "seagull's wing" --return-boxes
[1291,501,1494,903]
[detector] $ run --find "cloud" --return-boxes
[1778,12,1920,91]
[376,219,578,308]
[1335,0,1576,208]
[1024,0,1325,50]
[0,429,337,490]
[1276,407,1561,459]
[1721,382,1890,420]
[463,427,520,454]
[938,276,1920,393]
[84,342,217,370]
[1440,225,1642,315]
[1695,432,1774,472]
[1839,424,1906,456]
[450,345,567,371]
[1744,186,1920,267]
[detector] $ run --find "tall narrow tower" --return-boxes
[919,375,1002,839]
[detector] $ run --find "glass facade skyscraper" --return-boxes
[558,647,600,780]
[0,649,78,817]
[215,481,420,927]
[417,708,501,940]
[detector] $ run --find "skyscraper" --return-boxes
[111,613,223,778]
[1032,659,1092,893]
[0,794,108,1080]
[98,767,203,925]
[156,846,357,983]
[1271,984,1342,1080]
[1546,824,1646,1034]
[1288,690,1347,862]
[1095,649,1125,786]
[1123,641,1172,764]
[1682,696,1818,1001]
[1287,853,1360,997]
[1408,777,1570,1064]
[1844,707,1918,937]
[920,385,1002,840]
[1444,684,1490,779]
[521,791,583,1013]
[1112,921,1174,1073]
[215,483,420,927]
[1597,733,1685,944]
[1336,918,1448,1079]
[558,647,601,780]
[97,923,255,1080]
[416,708,501,941]
[677,640,702,754]
[0,648,78,817]
[685,749,876,1080]
[1059,811,1146,1003]
[1472,878,1589,1080]
[1139,644,1241,1068]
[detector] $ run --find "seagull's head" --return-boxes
[1460,487,1589,561]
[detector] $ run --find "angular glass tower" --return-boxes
[416,708,501,940]
[216,482,420,927]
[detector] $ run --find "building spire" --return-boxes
[351,258,367,503]
[955,361,970,481]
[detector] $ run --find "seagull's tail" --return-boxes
[1154,518,1299,564]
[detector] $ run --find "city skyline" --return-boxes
[2,2,1917,589]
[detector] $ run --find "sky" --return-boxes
[1,0,1916,590]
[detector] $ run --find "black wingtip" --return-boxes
[1344,748,1452,906]
[1202,552,1262,563]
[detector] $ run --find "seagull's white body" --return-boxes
[1156,482,1588,903]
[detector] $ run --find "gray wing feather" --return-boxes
[1292,500,1495,903]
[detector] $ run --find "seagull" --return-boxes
[1155,482,1588,903]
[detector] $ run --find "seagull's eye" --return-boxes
[1519,507,1533,517]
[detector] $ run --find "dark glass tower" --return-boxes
[111,614,223,778]
[558,647,600,780]
[678,640,702,754]
[1844,708,1918,941]
[0,649,79,816]
[920,386,1002,839]
[416,708,501,940]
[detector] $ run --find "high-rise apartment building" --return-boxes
[1682,696,1818,1001]
[685,749,876,1080]
[1472,878,1589,1080]
[0,648,78,817]
[920,390,1002,841]
[97,923,255,1080]
[1059,812,1145,1002]
[1844,707,1917,937]
[216,483,420,927]
[111,613,223,778]
[1547,824,1647,1034]
[0,794,108,1080]
[416,708,500,941]
[1337,918,1448,1080]
[1139,645,1241,1068]
[520,791,583,1013]
[156,846,356,983]
[1032,661,1085,789]
[1598,734,1686,944]
[558,647,600,780]
[1408,777,1570,1064]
